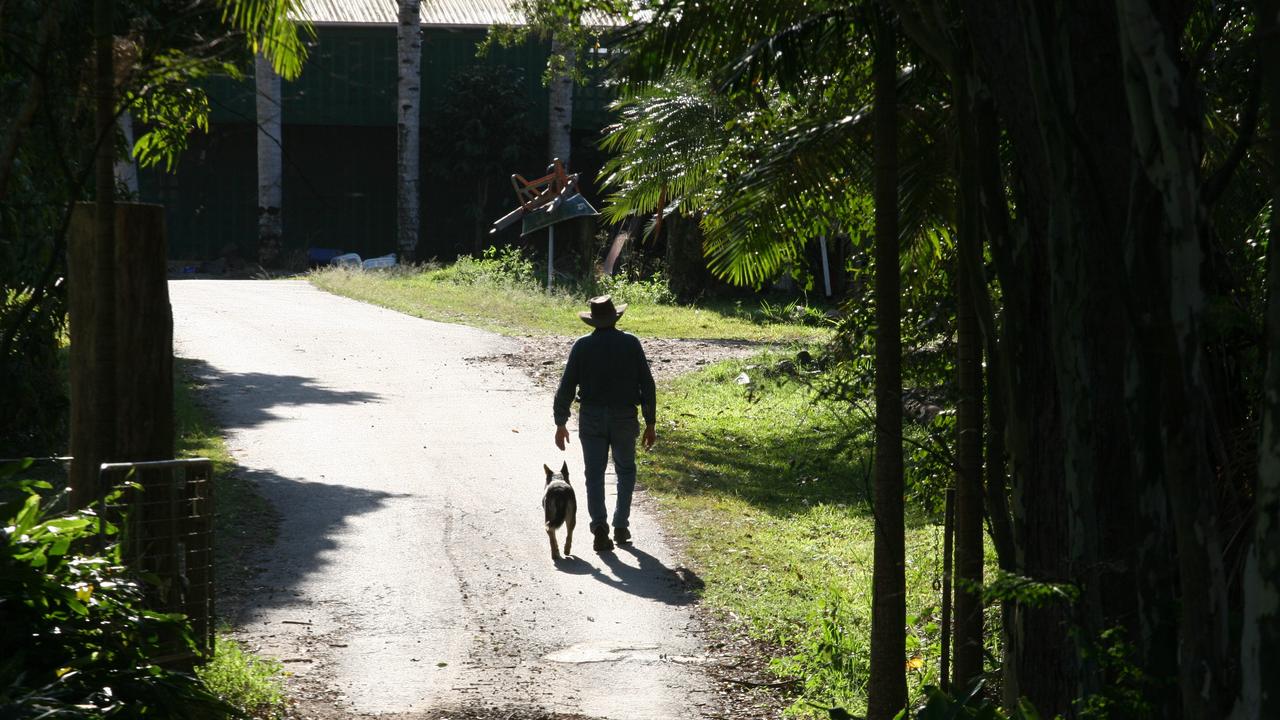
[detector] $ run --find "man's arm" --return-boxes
[637,339,657,449]
[553,342,580,449]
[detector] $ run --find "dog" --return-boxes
[542,462,577,561]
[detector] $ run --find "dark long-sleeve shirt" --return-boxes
[553,327,656,426]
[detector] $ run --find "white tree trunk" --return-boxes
[548,35,574,167]
[256,53,283,266]
[114,111,139,196]
[1236,6,1280,713]
[396,0,422,260]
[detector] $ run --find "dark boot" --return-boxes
[613,527,631,546]
[592,525,614,552]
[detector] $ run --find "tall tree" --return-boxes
[951,67,985,691]
[1238,1,1280,714]
[548,34,574,165]
[396,0,422,261]
[866,9,906,719]
[83,0,118,510]
[114,113,140,195]
[255,52,283,267]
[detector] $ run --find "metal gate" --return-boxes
[100,458,216,666]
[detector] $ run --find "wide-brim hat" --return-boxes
[579,295,628,327]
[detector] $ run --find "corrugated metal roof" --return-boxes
[295,0,620,27]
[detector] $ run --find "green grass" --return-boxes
[309,265,832,342]
[175,360,287,719]
[640,354,950,715]
[196,635,287,719]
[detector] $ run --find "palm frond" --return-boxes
[219,0,313,79]
[598,76,732,221]
[614,0,853,88]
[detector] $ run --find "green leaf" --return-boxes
[13,493,41,533]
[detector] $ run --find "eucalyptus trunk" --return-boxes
[1237,1,1280,713]
[866,12,906,720]
[255,53,283,267]
[959,1,1226,715]
[114,111,139,196]
[396,0,422,261]
[548,35,574,166]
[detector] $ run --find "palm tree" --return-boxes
[865,11,905,718]
[396,0,422,261]
[604,7,948,716]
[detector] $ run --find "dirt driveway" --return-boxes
[170,280,770,719]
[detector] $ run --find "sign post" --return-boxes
[488,159,598,294]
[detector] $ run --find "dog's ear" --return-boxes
[560,461,569,480]
[544,464,554,481]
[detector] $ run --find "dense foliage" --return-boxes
[573,0,1280,717]
[0,463,233,718]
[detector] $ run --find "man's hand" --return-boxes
[555,424,571,451]
[642,424,657,450]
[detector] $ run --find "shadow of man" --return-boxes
[576,544,704,605]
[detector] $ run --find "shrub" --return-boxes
[434,245,537,288]
[0,462,234,718]
[593,270,676,306]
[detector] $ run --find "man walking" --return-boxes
[554,295,657,552]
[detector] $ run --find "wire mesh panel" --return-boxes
[99,458,215,666]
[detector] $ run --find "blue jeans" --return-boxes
[577,405,639,533]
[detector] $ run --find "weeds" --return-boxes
[197,635,287,719]
[432,245,537,287]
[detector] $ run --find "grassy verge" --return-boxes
[175,359,287,718]
[196,635,287,718]
[309,264,832,343]
[640,354,951,716]
[175,358,280,593]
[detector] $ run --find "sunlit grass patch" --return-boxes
[640,354,949,715]
[197,634,287,719]
[309,264,831,343]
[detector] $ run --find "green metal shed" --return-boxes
[143,1,617,262]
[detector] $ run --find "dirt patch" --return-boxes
[470,335,772,390]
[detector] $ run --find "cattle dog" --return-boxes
[543,462,577,560]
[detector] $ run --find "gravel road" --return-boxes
[169,280,722,719]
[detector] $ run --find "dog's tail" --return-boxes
[544,484,575,530]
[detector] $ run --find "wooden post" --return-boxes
[69,202,174,508]
[113,203,174,463]
[547,225,555,292]
[69,204,109,509]
[819,234,832,297]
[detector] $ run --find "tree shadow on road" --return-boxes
[565,545,703,606]
[218,466,409,622]
[178,357,382,431]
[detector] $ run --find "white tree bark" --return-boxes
[548,35,574,167]
[1236,4,1280,714]
[396,0,422,260]
[114,111,139,196]
[256,53,283,266]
